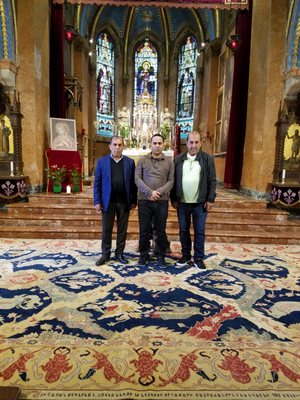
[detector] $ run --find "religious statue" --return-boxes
[0,118,11,156]
[160,108,174,141]
[0,83,10,115]
[117,106,130,138]
[118,106,130,126]
[286,129,300,164]
[161,108,174,127]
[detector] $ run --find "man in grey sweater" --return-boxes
[135,134,174,268]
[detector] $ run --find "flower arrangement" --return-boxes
[69,165,83,185]
[46,164,67,185]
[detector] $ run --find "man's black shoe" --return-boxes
[95,255,110,266]
[138,255,149,266]
[152,241,172,256]
[115,254,129,264]
[176,256,193,267]
[157,256,168,268]
[194,259,207,270]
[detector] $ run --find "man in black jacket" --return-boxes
[171,131,216,270]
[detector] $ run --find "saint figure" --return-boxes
[0,118,11,156]
[138,61,154,97]
[286,129,300,163]
[97,66,112,114]
[179,69,195,117]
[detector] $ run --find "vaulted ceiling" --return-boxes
[64,4,237,47]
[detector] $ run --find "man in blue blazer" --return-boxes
[94,136,137,265]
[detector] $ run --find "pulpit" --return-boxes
[270,182,300,207]
[0,87,27,203]
[45,149,83,192]
[0,175,27,202]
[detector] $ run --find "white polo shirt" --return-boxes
[182,154,201,203]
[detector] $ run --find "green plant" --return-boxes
[46,165,67,185]
[119,124,129,138]
[69,166,83,185]
[161,123,170,140]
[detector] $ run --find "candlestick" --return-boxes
[10,161,14,176]
[66,185,71,194]
[282,169,286,182]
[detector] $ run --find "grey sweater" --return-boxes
[135,153,174,200]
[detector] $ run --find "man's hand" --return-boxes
[149,190,161,201]
[94,204,102,213]
[171,201,178,209]
[204,202,214,212]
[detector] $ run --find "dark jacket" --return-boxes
[170,150,217,204]
[93,154,137,212]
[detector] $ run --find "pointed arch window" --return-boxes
[132,39,158,143]
[134,40,158,106]
[96,32,115,137]
[176,36,198,138]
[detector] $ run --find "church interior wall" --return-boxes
[241,0,288,195]
[2,1,297,199]
[15,0,50,191]
[168,55,177,124]
[73,44,90,163]
[199,44,222,177]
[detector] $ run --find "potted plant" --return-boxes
[69,165,83,192]
[45,164,67,193]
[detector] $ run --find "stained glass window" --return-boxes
[96,32,115,137]
[134,40,158,106]
[176,36,198,138]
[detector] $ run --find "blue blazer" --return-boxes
[93,154,137,212]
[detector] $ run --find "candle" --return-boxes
[66,185,71,194]
[10,161,14,175]
[282,169,286,180]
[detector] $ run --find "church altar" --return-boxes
[117,46,174,147]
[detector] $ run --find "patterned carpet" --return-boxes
[0,239,299,400]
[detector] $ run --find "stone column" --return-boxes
[16,0,50,191]
[73,36,92,176]
[241,0,288,194]
[199,43,220,159]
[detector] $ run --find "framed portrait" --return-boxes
[50,118,77,151]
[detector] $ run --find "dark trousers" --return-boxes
[177,202,207,261]
[138,200,169,257]
[101,202,129,256]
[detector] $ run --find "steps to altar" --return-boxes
[0,186,299,244]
